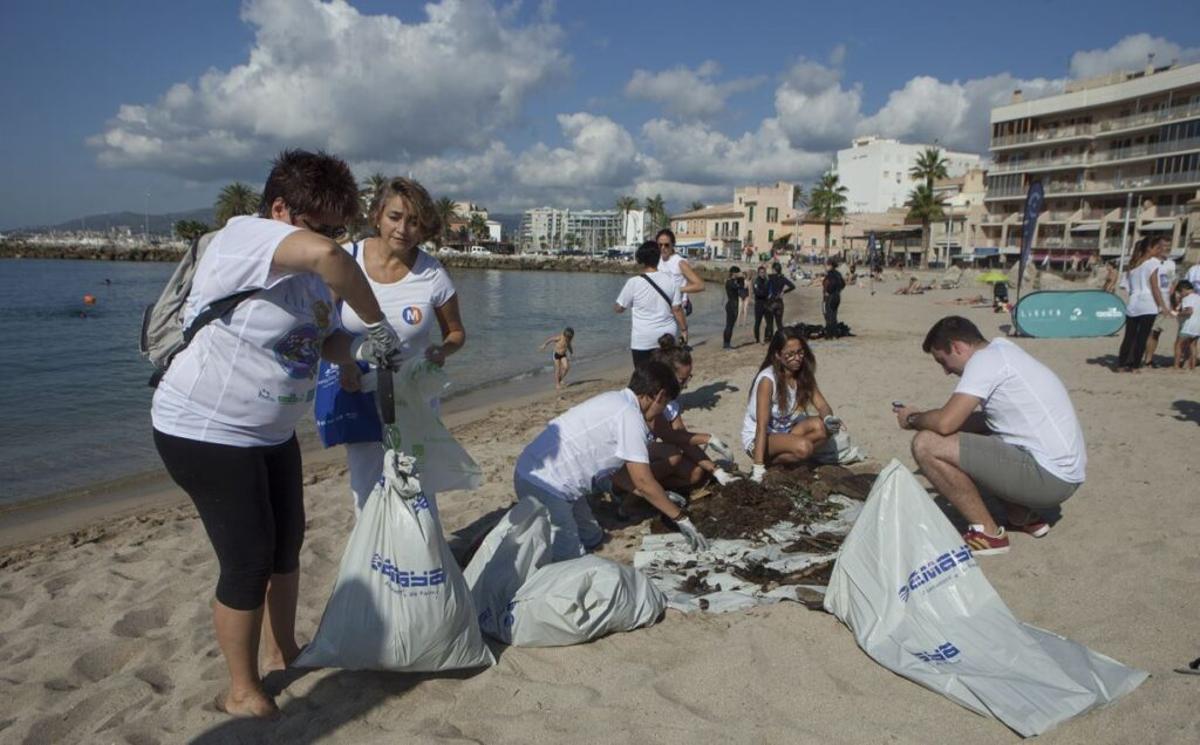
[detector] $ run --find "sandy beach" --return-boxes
[1,273,1197,744]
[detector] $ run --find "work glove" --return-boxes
[822,415,844,435]
[351,319,402,370]
[712,467,741,486]
[750,464,767,484]
[675,517,709,552]
[665,490,688,508]
[704,436,736,462]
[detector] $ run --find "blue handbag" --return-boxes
[312,241,383,447]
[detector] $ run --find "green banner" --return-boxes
[1013,290,1127,338]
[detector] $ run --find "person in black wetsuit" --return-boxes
[752,265,770,343]
[823,258,846,338]
[722,266,743,349]
[764,261,796,342]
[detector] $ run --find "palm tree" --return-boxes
[644,194,667,233]
[906,183,945,268]
[434,197,459,247]
[909,147,949,191]
[468,213,489,242]
[173,219,210,243]
[214,183,261,227]
[689,201,706,212]
[790,184,808,254]
[807,171,848,259]
[616,195,639,244]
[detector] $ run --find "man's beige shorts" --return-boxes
[958,433,1080,510]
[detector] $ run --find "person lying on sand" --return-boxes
[742,326,842,483]
[895,316,1086,556]
[513,361,709,559]
[894,276,926,295]
[937,294,989,306]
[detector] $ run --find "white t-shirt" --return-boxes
[615,271,681,350]
[339,244,456,359]
[741,368,808,452]
[658,252,689,304]
[954,338,1086,484]
[515,388,650,501]
[152,216,340,446]
[1186,264,1200,287]
[647,399,682,443]
[1124,257,1162,316]
[1158,258,1176,297]
[1180,294,1200,337]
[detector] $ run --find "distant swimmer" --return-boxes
[83,294,97,305]
[104,278,112,285]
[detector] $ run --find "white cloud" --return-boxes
[1069,33,1200,79]
[640,118,829,187]
[517,113,645,188]
[625,61,764,120]
[89,0,566,179]
[773,59,863,151]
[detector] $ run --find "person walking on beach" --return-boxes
[1117,238,1166,372]
[823,258,846,338]
[743,326,840,484]
[723,266,743,349]
[513,361,709,559]
[332,177,466,513]
[895,316,1086,555]
[752,265,770,342]
[540,326,575,390]
[1174,280,1199,370]
[151,150,400,719]
[615,240,686,367]
[1143,237,1176,367]
[656,228,705,315]
[764,261,796,341]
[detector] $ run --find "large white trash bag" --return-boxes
[389,358,483,493]
[824,460,1146,737]
[812,430,866,465]
[463,497,553,640]
[503,555,668,647]
[295,451,494,672]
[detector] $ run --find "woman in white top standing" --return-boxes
[615,240,686,367]
[742,326,839,483]
[656,228,705,321]
[336,177,466,511]
[152,150,400,719]
[1116,237,1166,372]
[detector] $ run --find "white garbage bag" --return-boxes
[389,358,483,493]
[502,555,668,647]
[463,497,553,640]
[295,450,494,672]
[824,460,1146,737]
[812,430,866,465]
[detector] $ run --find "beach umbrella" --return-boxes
[976,270,1009,284]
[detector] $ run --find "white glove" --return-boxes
[750,464,767,484]
[351,319,401,370]
[675,516,709,553]
[665,490,688,508]
[713,467,741,486]
[823,415,844,434]
[704,436,736,462]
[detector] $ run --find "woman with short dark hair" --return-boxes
[615,241,686,367]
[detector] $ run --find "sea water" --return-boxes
[0,258,728,505]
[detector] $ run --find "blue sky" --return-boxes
[1,0,1197,229]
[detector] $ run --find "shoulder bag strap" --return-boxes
[639,273,675,309]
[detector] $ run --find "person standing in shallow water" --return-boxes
[723,266,743,349]
[764,261,796,341]
[752,265,770,342]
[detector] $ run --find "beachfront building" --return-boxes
[837,136,982,213]
[984,61,1200,267]
[518,207,624,254]
[670,203,744,259]
[735,182,803,254]
[928,168,990,266]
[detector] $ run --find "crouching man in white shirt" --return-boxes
[514,361,709,560]
[895,316,1086,556]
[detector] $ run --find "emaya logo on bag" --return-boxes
[369,553,445,594]
[912,642,961,664]
[898,544,975,603]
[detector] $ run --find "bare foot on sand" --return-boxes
[216,688,280,719]
[262,644,304,674]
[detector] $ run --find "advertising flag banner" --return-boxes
[1015,181,1044,334]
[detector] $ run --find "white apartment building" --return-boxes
[837,136,982,213]
[518,208,625,253]
[983,61,1200,265]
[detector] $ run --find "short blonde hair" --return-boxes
[368,177,440,243]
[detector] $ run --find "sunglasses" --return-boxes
[295,214,345,239]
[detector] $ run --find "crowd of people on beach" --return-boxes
[148,147,1198,719]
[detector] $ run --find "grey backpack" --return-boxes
[139,231,256,387]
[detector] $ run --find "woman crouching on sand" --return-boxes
[742,326,840,483]
[152,150,399,719]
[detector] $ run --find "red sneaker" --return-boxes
[1008,517,1051,538]
[963,525,1010,555]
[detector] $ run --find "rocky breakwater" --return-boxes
[439,253,727,284]
[0,240,183,262]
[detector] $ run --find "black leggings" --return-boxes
[723,302,738,346]
[753,301,768,342]
[824,294,841,337]
[1118,314,1156,369]
[154,430,305,611]
[632,348,654,368]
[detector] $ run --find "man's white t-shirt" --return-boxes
[1180,294,1200,337]
[658,252,689,305]
[1158,258,1176,298]
[1186,264,1200,288]
[1125,257,1162,316]
[152,216,340,446]
[339,244,455,359]
[954,338,1086,484]
[742,368,808,452]
[615,271,681,350]
[515,388,650,501]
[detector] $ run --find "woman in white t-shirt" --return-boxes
[151,150,399,719]
[656,228,705,316]
[1116,237,1166,372]
[615,240,686,367]
[333,177,466,512]
[743,326,838,483]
